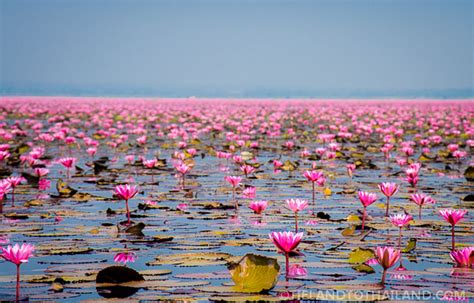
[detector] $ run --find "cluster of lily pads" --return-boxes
[0,97,472,301]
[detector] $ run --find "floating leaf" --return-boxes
[464,166,474,182]
[323,187,332,196]
[342,225,356,236]
[346,214,361,223]
[352,264,375,273]
[228,253,280,293]
[56,179,78,197]
[402,238,417,253]
[348,248,375,264]
[96,265,144,298]
[124,222,145,236]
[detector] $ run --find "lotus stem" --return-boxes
[361,207,366,231]
[385,196,390,217]
[125,199,131,225]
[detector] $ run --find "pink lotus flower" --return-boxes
[38,179,51,191]
[390,213,412,228]
[242,186,256,199]
[125,155,135,164]
[375,246,401,285]
[240,164,256,177]
[144,200,157,206]
[143,158,157,168]
[269,231,303,278]
[390,213,412,270]
[175,162,192,188]
[286,199,308,233]
[284,141,295,150]
[303,170,323,183]
[1,243,35,299]
[286,199,309,213]
[439,209,468,226]
[58,157,76,169]
[177,203,188,211]
[410,193,435,219]
[288,264,307,277]
[59,157,76,179]
[86,147,97,157]
[358,191,377,231]
[448,144,459,153]
[249,200,268,214]
[114,252,136,265]
[346,164,356,178]
[1,243,34,265]
[305,220,318,226]
[225,175,242,187]
[358,191,377,207]
[136,135,147,145]
[273,160,283,169]
[378,182,399,217]
[115,184,139,226]
[225,176,242,209]
[303,170,323,212]
[34,168,49,178]
[452,150,467,161]
[405,168,419,187]
[439,208,468,251]
[450,247,474,268]
[0,151,10,162]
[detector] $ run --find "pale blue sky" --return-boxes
[1,0,473,97]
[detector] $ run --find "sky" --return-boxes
[0,0,473,97]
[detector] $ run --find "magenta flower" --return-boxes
[86,147,97,158]
[303,170,323,212]
[225,176,242,209]
[38,179,51,191]
[410,193,435,219]
[34,168,49,179]
[450,247,474,268]
[225,175,242,187]
[0,151,10,162]
[303,170,323,183]
[114,184,139,226]
[177,203,188,211]
[125,155,135,164]
[358,191,377,231]
[242,186,256,199]
[378,182,399,217]
[240,164,256,178]
[114,252,136,266]
[452,150,467,161]
[375,246,401,286]
[288,264,307,277]
[1,243,35,299]
[390,213,412,228]
[58,157,76,169]
[346,164,356,178]
[405,168,419,187]
[249,200,268,215]
[59,157,76,179]
[439,208,468,251]
[269,231,303,278]
[175,162,192,189]
[286,199,308,232]
[143,158,157,169]
[390,213,413,270]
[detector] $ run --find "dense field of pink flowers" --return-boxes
[0,97,473,301]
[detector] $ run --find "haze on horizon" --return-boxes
[1,0,473,98]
